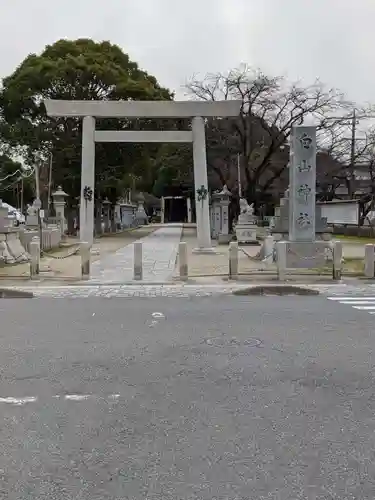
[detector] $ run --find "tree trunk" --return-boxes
[244,183,259,210]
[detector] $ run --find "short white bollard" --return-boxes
[332,240,343,280]
[365,243,375,278]
[80,241,91,280]
[229,241,238,279]
[276,241,287,281]
[263,235,274,262]
[178,242,188,281]
[29,236,40,279]
[133,242,143,280]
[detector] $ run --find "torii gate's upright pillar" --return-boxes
[192,116,212,251]
[80,116,95,246]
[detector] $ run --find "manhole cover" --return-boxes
[203,336,263,348]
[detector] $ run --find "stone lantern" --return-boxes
[210,185,232,243]
[134,192,148,225]
[217,185,232,243]
[102,197,111,233]
[52,186,68,234]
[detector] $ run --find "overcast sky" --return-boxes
[0,0,374,105]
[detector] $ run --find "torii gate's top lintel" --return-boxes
[44,99,242,118]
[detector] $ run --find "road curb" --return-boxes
[232,285,320,296]
[0,288,34,298]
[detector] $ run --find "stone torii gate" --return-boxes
[44,99,241,252]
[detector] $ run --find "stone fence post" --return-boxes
[229,241,238,279]
[332,241,343,280]
[365,244,375,278]
[178,242,188,281]
[80,241,90,280]
[133,242,143,280]
[276,241,287,281]
[30,236,40,279]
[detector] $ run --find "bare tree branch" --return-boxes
[185,64,350,206]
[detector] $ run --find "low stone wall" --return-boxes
[20,227,62,252]
[331,225,375,238]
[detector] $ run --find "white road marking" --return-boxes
[328,297,375,301]
[340,301,375,305]
[0,394,122,405]
[64,394,92,401]
[327,296,375,315]
[152,312,165,319]
[0,397,37,405]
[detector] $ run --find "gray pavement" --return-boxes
[6,280,375,298]
[0,295,375,498]
[89,225,182,283]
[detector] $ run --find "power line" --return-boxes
[0,168,35,191]
[0,167,32,184]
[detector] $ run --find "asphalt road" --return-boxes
[0,295,374,499]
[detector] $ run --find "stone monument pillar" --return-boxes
[277,126,328,270]
[289,127,316,241]
[52,186,68,234]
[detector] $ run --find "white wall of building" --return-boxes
[317,200,359,225]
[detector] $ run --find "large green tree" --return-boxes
[0,38,173,205]
[152,143,193,197]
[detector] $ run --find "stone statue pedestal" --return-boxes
[235,199,258,245]
[26,199,41,228]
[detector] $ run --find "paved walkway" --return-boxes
[89,225,182,283]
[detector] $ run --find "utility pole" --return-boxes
[34,164,43,248]
[324,108,359,198]
[20,177,24,215]
[350,108,357,182]
[237,153,242,198]
[47,153,53,215]
[34,163,40,200]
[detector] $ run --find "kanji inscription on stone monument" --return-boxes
[289,126,316,242]
[297,184,312,203]
[297,160,312,173]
